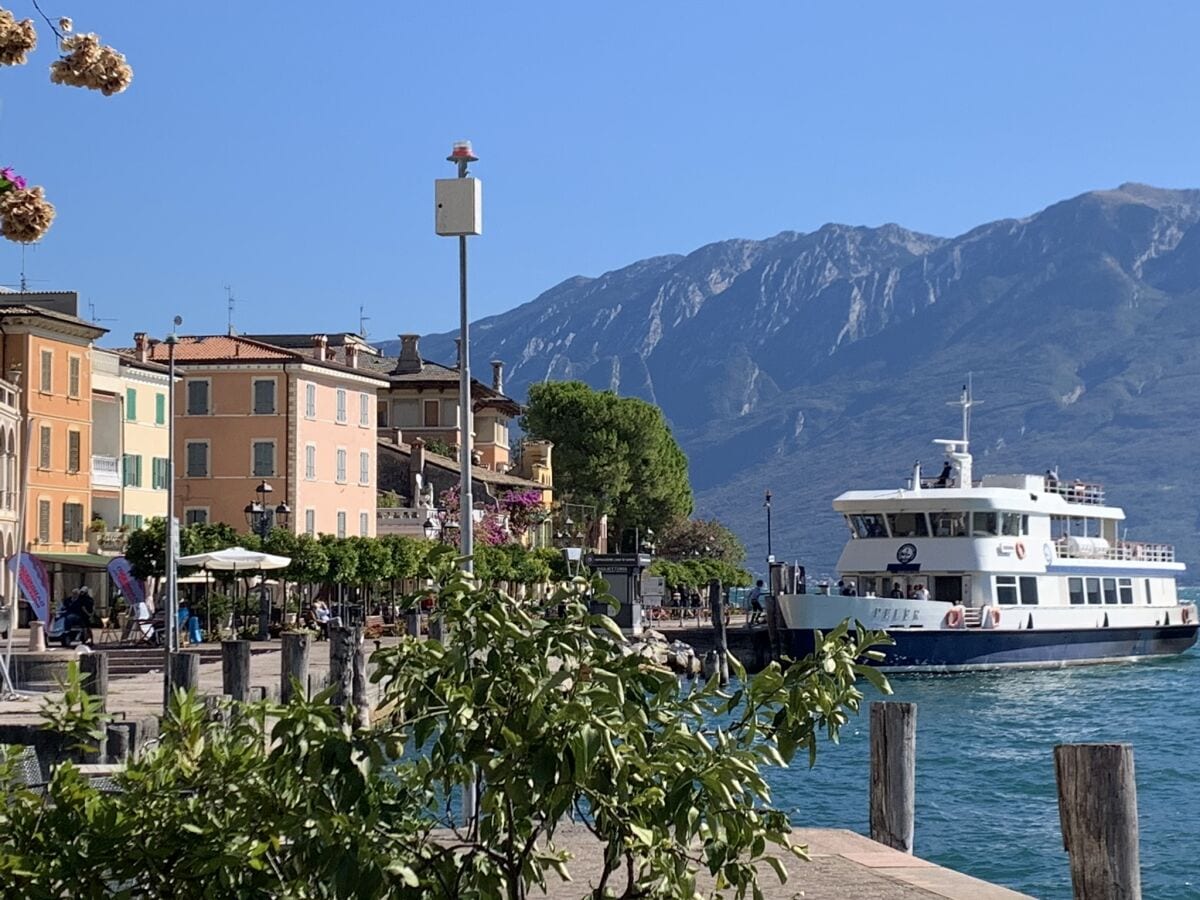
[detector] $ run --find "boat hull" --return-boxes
[784,624,1199,672]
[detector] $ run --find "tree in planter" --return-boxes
[0,548,889,898]
[285,534,330,618]
[353,536,395,614]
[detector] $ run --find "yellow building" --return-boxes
[91,348,171,532]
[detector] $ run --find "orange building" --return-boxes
[130,333,387,537]
[0,293,106,554]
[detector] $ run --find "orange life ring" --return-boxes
[1015,542,1026,560]
[987,606,1002,626]
[946,607,963,628]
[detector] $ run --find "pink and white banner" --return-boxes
[6,552,51,623]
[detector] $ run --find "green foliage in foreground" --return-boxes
[0,547,889,898]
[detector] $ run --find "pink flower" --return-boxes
[0,168,25,190]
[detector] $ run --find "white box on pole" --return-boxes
[435,178,482,235]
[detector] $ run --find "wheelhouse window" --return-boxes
[995,575,1018,605]
[1119,578,1133,605]
[1000,513,1026,537]
[1085,577,1102,605]
[887,512,928,538]
[1068,577,1084,605]
[930,512,967,537]
[1102,578,1118,605]
[1019,576,1039,605]
[972,512,999,537]
[849,513,888,539]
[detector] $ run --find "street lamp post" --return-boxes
[436,140,482,576]
[163,320,180,710]
[764,489,773,568]
[244,480,289,639]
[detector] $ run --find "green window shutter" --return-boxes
[121,454,130,486]
[126,388,137,421]
[135,455,143,487]
[155,393,165,425]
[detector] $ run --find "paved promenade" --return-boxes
[543,823,1030,898]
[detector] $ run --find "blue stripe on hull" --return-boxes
[785,625,1198,671]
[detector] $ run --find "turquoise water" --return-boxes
[767,643,1199,897]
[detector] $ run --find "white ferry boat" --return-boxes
[777,388,1198,671]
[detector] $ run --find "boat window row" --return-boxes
[848,511,1029,539]
[994,575,1039,605]
[1050,515,1118,541]
[1066,576,1140,606]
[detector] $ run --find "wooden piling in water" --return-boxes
[869,700,917,853]
[280,632,311,704]
[707,579,728,684]
[352,640,369,729]
[1055,742,1141,900]
[79,652,108,708]
[329,626,360,710]
[222,640,251,703]
[167,652,199,696]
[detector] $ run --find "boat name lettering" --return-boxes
[871,606,922,623]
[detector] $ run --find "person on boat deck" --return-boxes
[889,582,904,599]
[935,460,953,487]
[915,584,931,601]
[842,581,858,596]
[1045,468,1058,490]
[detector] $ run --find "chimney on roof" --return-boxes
[490,360,504,394]
[454,338,462,370]
[312,334,329,361]
[393,334,423,375]
[345,342,359,369]
[133,332,150,364]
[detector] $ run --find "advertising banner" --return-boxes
[106,556,145,607]
[6,552,51,623]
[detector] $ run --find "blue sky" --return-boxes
[1,1,1198,347]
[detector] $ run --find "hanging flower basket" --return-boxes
[0,168,55,243]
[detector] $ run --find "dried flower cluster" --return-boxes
[0,7,37,66]
[0,180,55,243]
[50,31,132,96]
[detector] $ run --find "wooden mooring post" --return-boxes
[329,625,362,711]
[79,651,108,709]
[707,579,728,684]
[222,640,251,703]
[167,652,199,696]
[869,700,917,853]
[1054,743,1141,900]
[280,632,311,704]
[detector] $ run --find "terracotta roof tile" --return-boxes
[138,335,295,362]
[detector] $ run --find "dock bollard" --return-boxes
[869,700,917,853]
[280,632,311,704]
[1054,743,1141,900]
[222,640,251,703]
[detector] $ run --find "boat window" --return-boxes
[1102,578,1118,605]
[1052,516,1070,539]
[1144,580,1153,605]
[844,515,858,538]
[972,512,999,537]
[930,512,967,537]
[995,575,1018,605]
[1068,577,1084,605]
[1086,577,1101,605]
[1019,576,1039,605]
[1118,578,1133,605]
[887,512,929,538]
[1000,513,1023,537]
[850,514,888,539]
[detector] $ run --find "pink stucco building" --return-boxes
[130,333,386,538]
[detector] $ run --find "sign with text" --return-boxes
[107,556,145,607]
[7,553,50,623]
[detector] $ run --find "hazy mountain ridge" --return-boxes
[384,183,1200,575]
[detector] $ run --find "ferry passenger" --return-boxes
[889,583,904,599]
[915,584,931,601]
[935,460,953,487]
[1045,469,1058,491]
[844,582,858,597]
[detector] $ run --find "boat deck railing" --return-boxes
[1055,537,1175,563]
[1044,479,1106,505]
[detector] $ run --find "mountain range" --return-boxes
[385,183,1200,578]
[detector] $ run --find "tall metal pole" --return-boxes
[764,489,773,566]
[164,329,179,707]
[457,229,473,574]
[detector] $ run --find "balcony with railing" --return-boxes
[1054,536,1175,563]
[1044,479,1106,506]
[92,455,121,489]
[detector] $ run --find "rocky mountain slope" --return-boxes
[389,184,1200,576]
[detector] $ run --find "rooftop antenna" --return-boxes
[358,304,370,339]
[86,299,117,324]
[224,284,237,336]
[947,373,979,448]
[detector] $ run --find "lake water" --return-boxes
[768,636,1199,897]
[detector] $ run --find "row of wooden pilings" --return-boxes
[871,701,1142,900]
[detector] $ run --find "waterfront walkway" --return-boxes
[544,823,1030,898]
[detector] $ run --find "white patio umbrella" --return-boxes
[176,547,292,638]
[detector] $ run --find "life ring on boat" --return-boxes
[945,606,964,628]
[1183,607,1192,625]
[1014,542,1026,560]
[986,606,1002,627]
